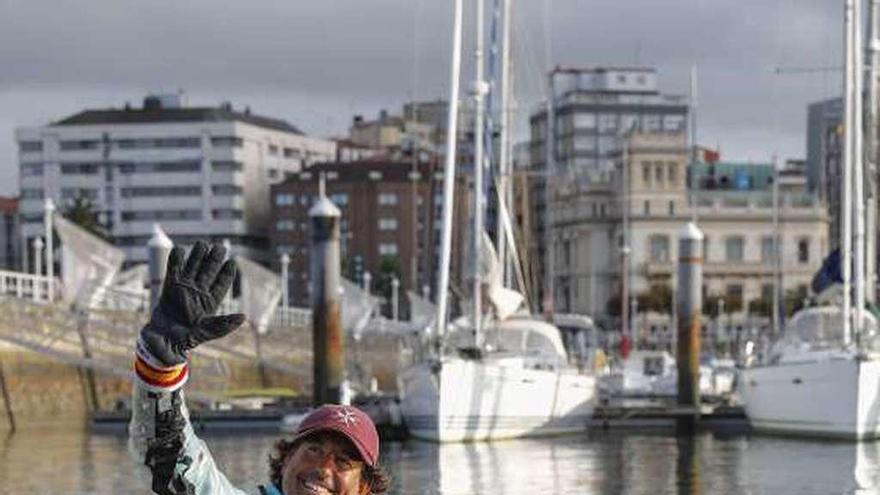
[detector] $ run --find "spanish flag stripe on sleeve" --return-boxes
[134,355,188,390]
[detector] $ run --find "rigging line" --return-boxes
[512,10,546,140]
[409,0,423,103]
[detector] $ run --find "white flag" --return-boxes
[53,215,125,307]
[236,256,282,334]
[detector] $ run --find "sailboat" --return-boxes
[398,0,596,442]
[738,0,880,439]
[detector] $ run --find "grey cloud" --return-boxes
[0,0,848,195]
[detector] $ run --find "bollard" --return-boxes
[392,277,400,321]
[147,224,173,312]
[32,237,43,302]
[44,199,55,302]
[676,222,703,427]
[309,175,343,406]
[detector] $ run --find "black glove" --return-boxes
[140,241,246,367]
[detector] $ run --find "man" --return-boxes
[129,241,390,495]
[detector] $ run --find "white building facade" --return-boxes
[16,95,335,263]
[547,132,829,350]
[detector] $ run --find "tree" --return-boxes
[64,193,109,240]
[747,297,773,317]
[635,284,673,313]
[784,286,809,317]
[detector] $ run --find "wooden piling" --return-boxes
[309,175,343,406]
[676,222,704,429]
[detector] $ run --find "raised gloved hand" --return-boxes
[140,241,246,368]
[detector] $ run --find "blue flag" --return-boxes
[811,249,843,295]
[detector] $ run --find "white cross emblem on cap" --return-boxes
[336,407,358,427]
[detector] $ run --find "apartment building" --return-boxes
[270,159,468,307]
[15,94,335,263]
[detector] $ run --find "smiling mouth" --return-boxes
[298,476,335,495]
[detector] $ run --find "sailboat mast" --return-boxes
[843,0,856,345]
[689,66,699,224]
[855,0,866,341]
[772,155,782,337]
[866,0,880,305]
[472,0,487,345]
[435,0,465,338]
[497,0,512,287]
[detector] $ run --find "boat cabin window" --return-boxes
[778,307,880,352]
[643,356,665,376]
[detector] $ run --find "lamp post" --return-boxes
[32,237,43,302]
[43,199,55,302]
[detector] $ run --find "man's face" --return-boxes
[281,432,368,495]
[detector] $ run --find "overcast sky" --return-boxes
[0,0,843,196]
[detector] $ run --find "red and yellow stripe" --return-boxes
[134,355,188,390]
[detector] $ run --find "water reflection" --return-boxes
[0,427,879,494]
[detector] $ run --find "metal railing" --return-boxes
[0,269,58,303]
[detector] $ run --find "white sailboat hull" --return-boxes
[740,358,880,440]
[400,358,596,442]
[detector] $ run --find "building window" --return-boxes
[378,193,398,205]
[276,220,295,231]
[644,200,650,215]
[122,186,201,198]
[19,141,42,152]
[668,201,675,216]
[61,163,99,175]
[725,236,745,262]
[276,193,295,206]
[761,284,774,300]
[212,209,244,220]
[703,236,710,261]
[211,161,243,172]
[268,144,279,155]
[212,184,243,196]
[60,188,98,200]
[797,238,810,264]
[60,140,100,151]
[116,137,200,149]
[378,218,398,231]
[725,284,744,307]
[20,188,44,199]
[21,163,44,176]
[121,210,202,221]
[119,161,201,174]
[330,193,348,207]
[379,243,398,255]
[761,236,775,264]
[649,235,670,262]
[210,136,244,148]
[654,164,664,184]
[642,163,651,185]
[284,147,301,158]
[668,163,678,183]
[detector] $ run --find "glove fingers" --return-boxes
[201,314,246,341]
[195,243,227,289]
[182,241,208,281]
[163,247,185,290]
[210,260,238,303]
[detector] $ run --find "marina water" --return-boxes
[1,427,877,494]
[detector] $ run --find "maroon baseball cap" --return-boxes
[292,404,380,467]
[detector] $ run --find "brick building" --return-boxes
[270,159,468,307]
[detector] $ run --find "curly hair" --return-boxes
[268,435,391,494]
